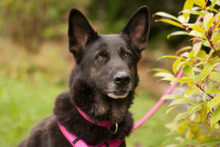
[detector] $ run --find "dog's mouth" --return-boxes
[105,90,129,99]
[102,82,133,99]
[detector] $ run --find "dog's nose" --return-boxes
[114,71,131,86]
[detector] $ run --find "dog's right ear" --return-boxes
[68,9,98,62]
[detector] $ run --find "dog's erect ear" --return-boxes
[68,9,98,58]
[121,6,150,52]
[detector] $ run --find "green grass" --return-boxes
[0,76,65,147]
[0,75,175,147]
[127,92,176,147]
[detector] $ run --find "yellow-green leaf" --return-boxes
[183,0,194,22]
[175,112,190,121]
[208,7,219,13]
[157,55,185,60]
[176,61,193,72]
[181,52,190,58]
[167,31,189,39]
[207,15,216,32]
[154,12,179,21]
[154,72,173,77]
[212,36,220,44]
[184,87,199,97]
[155,19,184,29]
[173,59,182,74]
[197,61,217,82]
[193,0,206,8]
[190,25,206,35]
[201,103,208,123]
[210,72,220,82]
[181,9,205,16]
[177,121,186,135]
[207,94,220,113]
[154,72,176,81]
[166,122,178,132]
[213,15,220,32]
[210,106,220,128]
[176,77,194,84]
[178,15,186,23]
[203,40,210,47]
[176,46,192,55]
[166,105,180,114]
[211,31,220,43]
[169,99,189,106]
[162,94,183,100]
[210,0,218,9]
[206,88,220,94]
[203,13,215,32]
[192,41,202,57]
[183,65,195,80]
[197,50,207,59]
[189,30,205,38]
[188,104,202,114]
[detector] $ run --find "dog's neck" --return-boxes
[75,106,113,127]
[69,76,134,124]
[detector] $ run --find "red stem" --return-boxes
[195,83,214,100]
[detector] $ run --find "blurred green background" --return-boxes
[0,0,186,146]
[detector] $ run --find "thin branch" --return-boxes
[195,83,214,100]
[206,36,220,57]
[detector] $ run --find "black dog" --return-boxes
[18,6,150,147]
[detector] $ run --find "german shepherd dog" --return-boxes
[18,6,150,147]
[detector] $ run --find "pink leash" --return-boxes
[132,70,183,131]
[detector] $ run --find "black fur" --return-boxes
[18,6,150,147]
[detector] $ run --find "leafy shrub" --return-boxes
[154,0,220,146]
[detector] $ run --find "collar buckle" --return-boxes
[108,123,118,134]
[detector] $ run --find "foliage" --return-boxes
[154,0,220,146]
[0,0,87,51]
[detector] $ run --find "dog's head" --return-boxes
[68,6,150,100]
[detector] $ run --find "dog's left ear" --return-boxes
[121,6,150,52]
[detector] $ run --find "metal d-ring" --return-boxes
[108,123,118,134]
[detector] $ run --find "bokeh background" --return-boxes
[0,0,188,146]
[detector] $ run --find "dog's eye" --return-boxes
[96,51,108,63]
[97,55,105,62]
[120,48,132,60]
[123,52,131,60]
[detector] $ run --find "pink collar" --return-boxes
[75,106,113,127]
[57,70,183,147]
[57,122,122,147]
